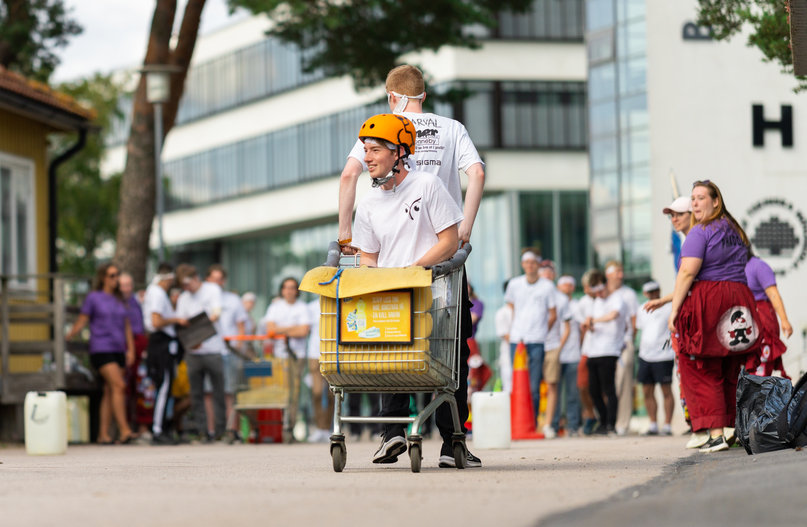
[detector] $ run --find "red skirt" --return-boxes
[676,280,761,359]
[745,300,789,378]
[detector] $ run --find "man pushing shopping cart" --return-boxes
[300,114,480,472]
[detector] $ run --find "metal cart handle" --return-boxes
[429,243,472,279]
[324,241,342,267]
[323,240,472,276]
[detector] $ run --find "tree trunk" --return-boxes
[114,0,206,283]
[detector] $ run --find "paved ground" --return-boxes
[1,434,694,527]
[541,443,807,526]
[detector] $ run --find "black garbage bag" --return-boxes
[775,371,807,449]
[735,368,792,455]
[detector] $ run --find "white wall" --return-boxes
[647,1,807,374]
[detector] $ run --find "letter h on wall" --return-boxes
[752,104,793,148]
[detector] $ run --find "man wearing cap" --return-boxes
[552,274,583,436]
[505,248,557,425]
[636,281,675,436]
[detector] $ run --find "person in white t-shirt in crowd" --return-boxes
[582,270,629,435]
[306,297,334,443]
[174,264,227,442]
[552,275,582,437]
[537,261,567,439]
[264,277,311,442]
[636,280,675,436]
[604,261,639,436]
[494,280,514,394]
[576,269,601,435]
[143,263,188,445]
[241,292,257,336]
[206,265,249,442]
[350,113,481,468]
[505,249,557,426]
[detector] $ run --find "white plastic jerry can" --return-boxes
[471,391,511,450]
[24,391,68,455]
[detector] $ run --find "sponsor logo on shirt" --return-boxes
[404,197,422,220]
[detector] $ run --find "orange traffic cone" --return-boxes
[511,342,543,440]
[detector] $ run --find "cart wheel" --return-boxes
[452,441,467,469]
[409,442,422,473]
[331,442,346,473]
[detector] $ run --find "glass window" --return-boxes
[589,63,616,103]
[588,29,615,65]
[620,164,651,204]
[619,93,648,131]
[616,0,645,23]
[618,56,647,96]
[616,19,646,58]
[590,169,619,207]
[519,192,554,259]
[622,202,652,239]
[559,192,590,279]
[0,158,36,284]
[590,137,618,172]
[586,0,614,32]
[620,129,650,167]
[589,100,617,137]
[592,239,621,268]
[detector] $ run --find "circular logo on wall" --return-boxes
[742,198,807,276]
[716,306,759,352]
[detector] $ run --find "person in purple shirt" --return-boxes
[668,180,760,453]
[745,253,793,376]
[66,263,136,444]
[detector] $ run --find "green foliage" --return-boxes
[0,0,82,82]
[52,73,126,275]
[228,0,532,88]
[697,0,807,91]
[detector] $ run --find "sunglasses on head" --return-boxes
[692,179,711,187]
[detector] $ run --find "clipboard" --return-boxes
[176,312,218,350]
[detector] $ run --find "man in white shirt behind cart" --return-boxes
[636,280,675,436]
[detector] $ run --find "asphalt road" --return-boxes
[1,434,694,527]
[540,444,807,526]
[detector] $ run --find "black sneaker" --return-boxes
[151,433,178,446]
[699,435,729,453]
[438,450,482,468]
[372,435,406,464]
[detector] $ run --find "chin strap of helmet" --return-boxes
[370,153,409,191]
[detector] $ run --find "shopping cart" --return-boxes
[225,333,296,444]
[300,241,471,472]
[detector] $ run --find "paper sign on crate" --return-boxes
[338,289,413,345]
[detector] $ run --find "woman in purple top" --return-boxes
[66,263,136,444]
[668,180,760,453]
[745,253,793,377]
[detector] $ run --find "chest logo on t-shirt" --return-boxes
[404,197,422,220]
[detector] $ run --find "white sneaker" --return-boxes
[685,431,710,449]
[542,425,557,439]
[724,427,736,446]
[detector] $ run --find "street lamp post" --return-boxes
[142,66,175,262]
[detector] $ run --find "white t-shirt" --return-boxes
[587,293,628,358]
[636,301,674,362]
[264,299,312,359]
[504,275,556,345]
[352,171,463,268]
[615,284,639,342]
[219,290,248,345]
[307,299,321,360]
[175,281,224,354]
[576,295,595,358]
[494,304,513,341]
[349,111,484,208]
[559,298,582,364]
[143,283,176,337]
[544,288,568,350]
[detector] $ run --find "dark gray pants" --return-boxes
[187,353,226,438]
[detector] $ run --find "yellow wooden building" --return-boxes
[0,66,94,415]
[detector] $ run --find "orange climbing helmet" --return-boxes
[358,113,416,157]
